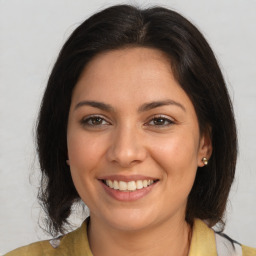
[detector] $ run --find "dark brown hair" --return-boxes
[37,4,237,236]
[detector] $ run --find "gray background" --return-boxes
[0,0,255,254]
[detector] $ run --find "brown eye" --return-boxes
[81,115,109,127]
[153,117,167,125]
[147,116,174,127]
[90,117,104,125]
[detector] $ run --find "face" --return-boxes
[67,47,211,232]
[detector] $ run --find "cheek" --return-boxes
[67,130,105,171]
[67,131,105,202]
[149,132,199,179]
[154,132,199,158]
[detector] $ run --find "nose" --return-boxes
[106,123,147,168]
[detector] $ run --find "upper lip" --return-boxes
[98,175,159,182]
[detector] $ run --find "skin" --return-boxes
[67,47,212,256]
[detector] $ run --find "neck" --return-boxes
[88,215,192,256]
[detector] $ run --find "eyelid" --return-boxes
[80,114,111,127]
[145,114,175,127]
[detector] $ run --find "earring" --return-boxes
[202,157,208,166]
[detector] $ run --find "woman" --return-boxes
[6,4,255,256]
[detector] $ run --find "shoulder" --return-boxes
[4,240,56,256]
[241,245,256,256]
[4,220,93,256]
[215,232,256,256]
[191,219,256,256]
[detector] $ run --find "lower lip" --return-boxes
[101,181,158,201]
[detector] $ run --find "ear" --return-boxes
[197,127,212,167]
[66,159,70,165]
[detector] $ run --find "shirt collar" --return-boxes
[189,219,217,256]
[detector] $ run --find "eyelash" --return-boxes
[80,115,110,127]
[80,115,174,128]
[145,115,174,127]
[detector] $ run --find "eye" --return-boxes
[146,115,174,127]
[80,115,110,127]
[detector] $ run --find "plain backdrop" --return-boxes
[0,0,255,254]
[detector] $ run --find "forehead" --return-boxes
[71,47,193,112]
[80,47,172,83]
[87,47,171,68]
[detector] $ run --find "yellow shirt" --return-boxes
[5,219,256,256]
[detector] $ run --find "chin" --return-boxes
[99,208,159,232]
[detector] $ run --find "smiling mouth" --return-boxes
[102,179,159,192]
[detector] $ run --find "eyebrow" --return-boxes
[74,99,186,112]
[138,100,186,112]
[74,101,114,112]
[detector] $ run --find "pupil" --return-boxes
[93,118,102,124]
[154,118,164,125]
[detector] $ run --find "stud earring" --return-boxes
[202,157,208,166]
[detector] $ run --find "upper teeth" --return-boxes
[105,180,154,191]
